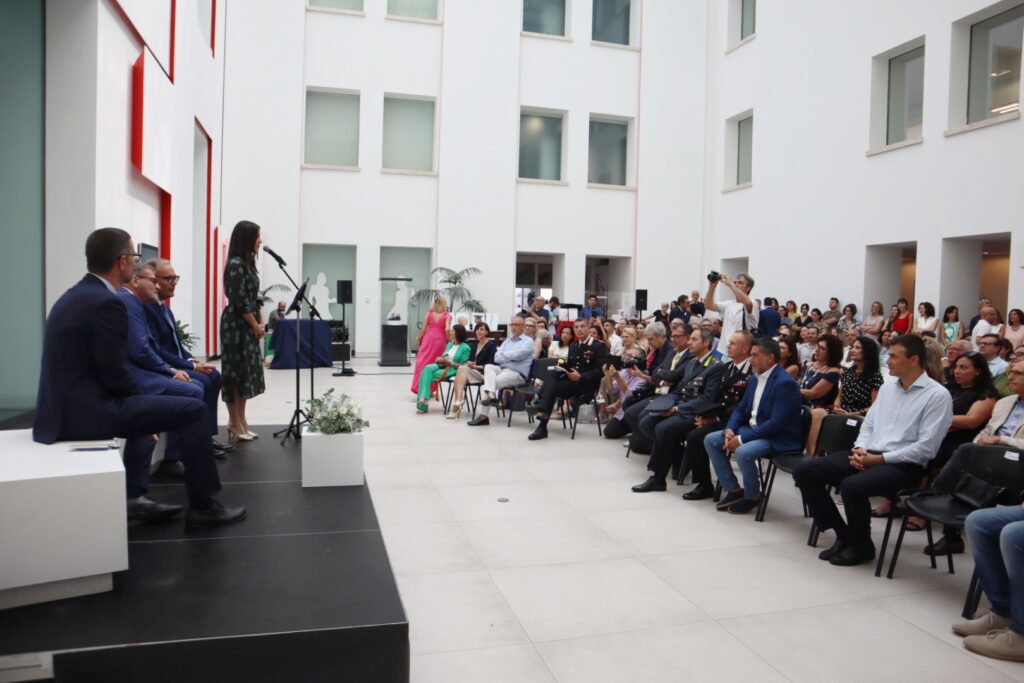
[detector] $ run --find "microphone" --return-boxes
[263,245,286,267]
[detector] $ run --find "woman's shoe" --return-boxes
[227,425,254,442]
[446,401,463,419]
[416,401,429,413]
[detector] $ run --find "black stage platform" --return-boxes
[0,426,409,683]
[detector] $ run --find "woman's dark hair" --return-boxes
[548,296,559,307]
[475,322,490,333]
[943,305,959,323]
[560,326,575,343]
[777,335,801,370]
[854,336,880,376]
[999,338,1014,359]
[1008,308,1024,326]
[811,308,822,320]
[590,322,607,342]
[897,297,909,308]
[800,303,809,312]
[919,301,935,318]
[786,300,797,311]
[953,352,995,395]
[817,334,844,367]
[453,324,467,344]
[843,303,858,317]
[228,220,261,266]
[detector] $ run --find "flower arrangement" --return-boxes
[305,389,369,435]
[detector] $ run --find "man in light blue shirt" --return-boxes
[794,334,953,567]
[467,316,535,426]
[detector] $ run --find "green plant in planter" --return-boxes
[174,320,199,354]
[412,267,485,313]
[305,388,369,434]
[259,283,292,307]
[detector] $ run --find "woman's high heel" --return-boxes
[227,425,254,442]
[446,400,463,419]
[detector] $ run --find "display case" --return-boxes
[379,276,412,366]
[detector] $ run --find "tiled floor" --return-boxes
[232,359,1024,682]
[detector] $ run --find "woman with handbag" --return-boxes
[416,324,471,413]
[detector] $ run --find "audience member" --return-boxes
[943,339,973,384]
[968,297,993,336]
[879,329,894,366]
[446,322,496,418]
[758,296,782,338]
[548,324,575,360]
[784,300,799,323]
[604,319,624,356]
[840,328,859,367]
[891,298,912,334]
[800,334,843,408]
[527,318,609,441]
[267,300,287,331]
[805,336,883,454]
[649,302,670,326]
[535,327,552,359]
[972,306,1003,350]
[794,303,812,328]
[703,336,803,514]
[810,308,823,325]
[1004,308,1024,350]
[941,305,965,348]
[914,301,939,336]
[837,304,859,333]
[861,301,885,341]
[822,297,842,326]
[33,228,244,526]
[777,336,802,379]
[622,323,692,452]
[632,328,723,492]
[797,326,819,365]
[601,348,649,438]
[546,296,562,334]
[523,296,550,326]
[416,324,471,413]
[979,333,1009,378]
[468,316,534,426]
[705,272,758,358]
[581,294,604,320]
[670,295,693,324]
[793,334,953,567]
[689,290,706,318]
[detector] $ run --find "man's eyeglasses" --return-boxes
[157,275,181,284]
[120,252,142,264]
[135,275,158,284]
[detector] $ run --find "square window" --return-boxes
[387,0,438,20]
[887,45,925,144]
[736,115,753,185]
[968,4,1024,123]
[519,112,564,181]
[588,119,628,185]
[304,90,359,167]
[309,0,364,10]
[524,0,566,36]
[382,97,435,172]
[592,0,630,45]
[740,0,755,40]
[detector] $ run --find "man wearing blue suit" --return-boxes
[33,228,245,527]
[705,336,803,514]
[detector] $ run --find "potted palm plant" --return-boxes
[411,266,486,313]
[301,389,369,487]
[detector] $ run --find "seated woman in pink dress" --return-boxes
[411,297,451,394]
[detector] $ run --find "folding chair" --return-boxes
[566,392,603,439]
[506,358,557,427]
[754,405,813,522]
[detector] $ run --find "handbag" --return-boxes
[951,471,1005,509]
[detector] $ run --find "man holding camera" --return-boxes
[705,271,759,357]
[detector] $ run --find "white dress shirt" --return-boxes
[854,371,953,467]
[748,364,778,428]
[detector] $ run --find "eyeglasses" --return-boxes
[157,275,181,284]
[136,275,158,284]
[120,252,142,264]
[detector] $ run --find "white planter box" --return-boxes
[301,429,365,487]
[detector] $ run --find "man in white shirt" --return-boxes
[603,319,624,356]
[973,306,1003,351]
[704,272,758,358]
[794,334,953,567]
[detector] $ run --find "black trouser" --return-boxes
[166,368,223,461]
[536,376,595,425]
[793,450,924,549]
[62,394,222,507]
[624,397,654,453]
[681,421,722,486]
[603,417,630,439]
[639,412,697,479]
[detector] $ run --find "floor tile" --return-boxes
[422,460,538,488]
[438,483,578,521]
[370,488,455,526]
[411,644,555,683]
[380,522,483,575]
[591,506,758,556]
[459,514,629,569]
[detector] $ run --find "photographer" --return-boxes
[599,348,649,439]
[705,271,758,357]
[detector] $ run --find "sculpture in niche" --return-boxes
[309,272,336,320]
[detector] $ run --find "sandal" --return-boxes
[905,515,927,532]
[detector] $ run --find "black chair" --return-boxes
[506,358,558,427]
[883,445,1024,579]
[566,392,603,439]
[754,405,813,522]
[962,569,984,619]
[791,414,864,544]
[438,375,482,418]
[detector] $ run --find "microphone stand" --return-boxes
[274,278,309,444]
[266,256,327,408]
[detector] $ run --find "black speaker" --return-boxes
[337,280,353,305]
[331,342,351,362]
[635,289,648,311]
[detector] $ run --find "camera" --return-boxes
[707,270,721,283]
[622,357,643,370]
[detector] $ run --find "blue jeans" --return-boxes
[705,429,773,499]
[965,505,1024,635]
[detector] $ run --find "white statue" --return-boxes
[386,280,413,325]
[308,272,336,320]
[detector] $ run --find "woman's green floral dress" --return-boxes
[220,256,265,403]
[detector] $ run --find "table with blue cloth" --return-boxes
[269,319,333,369]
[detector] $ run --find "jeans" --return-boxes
[705,429,774,499]
[965,505,1024,635]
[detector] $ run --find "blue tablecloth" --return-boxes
[269,319,333,369]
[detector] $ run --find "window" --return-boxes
[387,0,438,21]
[519,112,564,181]
[588,119,627,185]
[968,4,1024,123]
[197,0,214,50]
[592,0,629,45]
[309,0,364,10]
[736,115,753,185]
[382,97,435,172]
[304,91,359,167]
[887,46,925,144]
[523,0,566,36]
[740,0,755,40]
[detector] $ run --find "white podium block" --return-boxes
[0,430,128,610]
[301,429,364,487]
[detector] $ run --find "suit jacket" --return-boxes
[34,275,140,444]
[119,289,181,394]
[145,301,193,371]
[470,339,497,367]
[726,364,803,453]
[974,394,1024,451]
[653,348,693,388]
[566,338,609,388]
[672,354,723,414]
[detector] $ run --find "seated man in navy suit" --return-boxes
[143,258,232,467]
[33,228,245,527]
[704,336,803,514]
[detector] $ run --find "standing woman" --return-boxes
[794,303,812,329]
[891,297,913,334]
[861,301,885,341]
[914,301,939,336]
[221,220,266,440]
[1002,308,1024,350]
[411,297,451,394]
[941,305,965,348]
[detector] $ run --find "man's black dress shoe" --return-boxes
[157,460,186,477]
[212,439,236,452]
[528,426,548,440]
[682,483,714,500]
[186,500,247,528]
[829,544,876,567]
[467,416,490,426]
[479,395,494,407]
[818,539,845,561]
[127,495,184,521]
[631,477,667,493]
[715,489,744,511]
